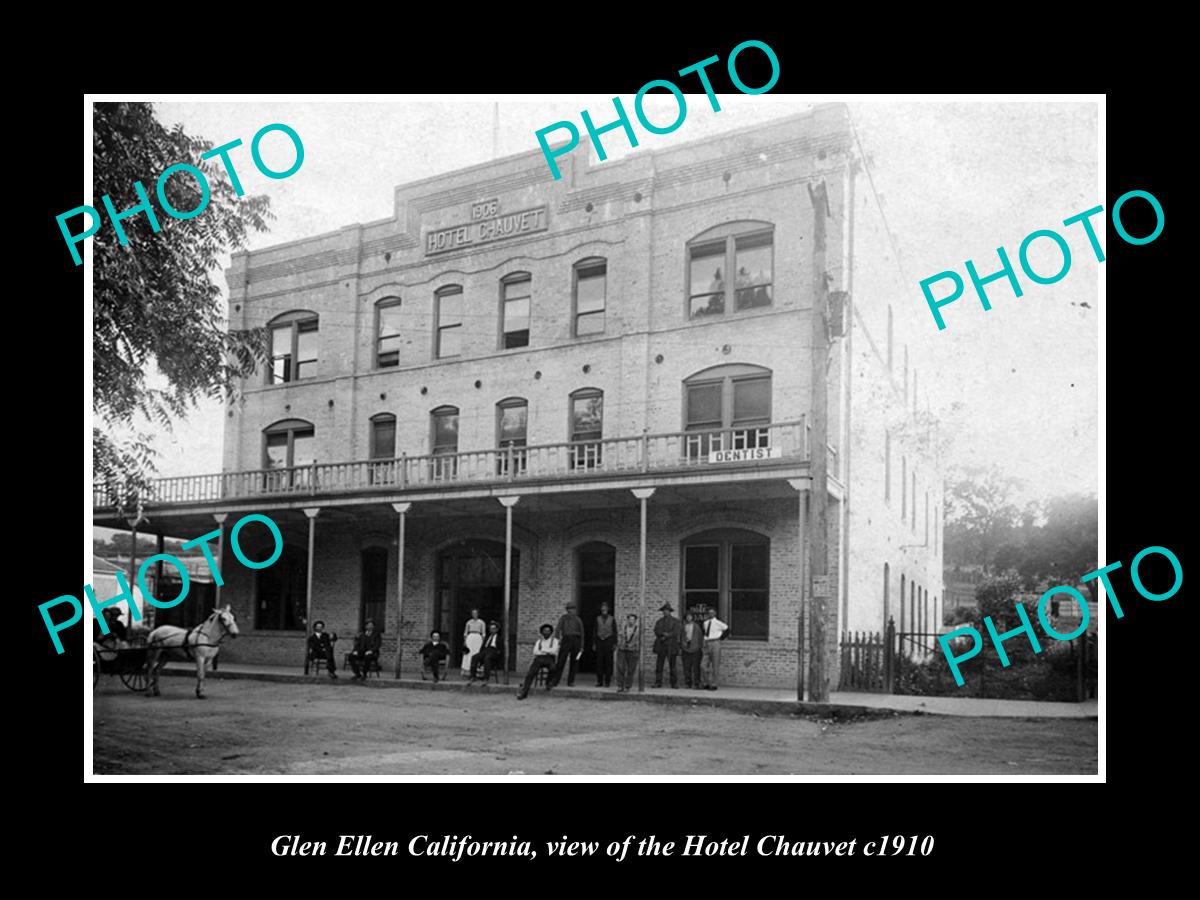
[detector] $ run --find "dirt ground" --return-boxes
[92,679,1097,776]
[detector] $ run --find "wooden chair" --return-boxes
[343,651,382,678]
[420,657,447,681]
[304,633,338,675]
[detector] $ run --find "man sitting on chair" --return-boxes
[516,624,559,700]
[348,619,381,681]
[469,621,503,682]
[418,631,451,682]
[307,620,338,679]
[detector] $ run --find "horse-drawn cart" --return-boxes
[93,639,149,693]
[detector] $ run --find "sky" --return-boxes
[116,97,1098,506]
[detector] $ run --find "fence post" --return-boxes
[1080,628,1089,700]
[884,616,895,693]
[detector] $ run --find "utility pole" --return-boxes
[807,179,832,702]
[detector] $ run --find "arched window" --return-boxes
[435,285,463,359]
[573,257,607,336]
[686,221,774,319]
[496,397,528,476]
[369,413,397,485]
[681,527,769,640]
[430,405,459,481]
[500,272,531,349]
[569,388,603,469]
[683,364,772,459]
[375,298,402,368]
[267,310,319,384]
[262,418,315,491]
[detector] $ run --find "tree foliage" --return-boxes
[92,102,272,498]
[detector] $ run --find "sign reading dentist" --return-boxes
[709,446,781,463]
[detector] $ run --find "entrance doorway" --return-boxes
[435,540,519,671]
[575,542,616,673]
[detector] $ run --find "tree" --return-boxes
[942,464,1024,570]
[92,102,272,509]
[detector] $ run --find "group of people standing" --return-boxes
[306,602,732,696]
[516,600,730,700]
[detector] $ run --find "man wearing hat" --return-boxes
[306,620,338,679]
[517,624,560,700]
[652,602,682,689]
[551,600,585,688]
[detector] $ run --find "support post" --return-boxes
[789,477,811,701]
[154,532,165,615]
[211,513,228,609]
[498,496,521,684]
[808,178,833,702]
[124,516,146,628]
[303,508,320,632]
[631,488,655,693]
[392,502,412,678]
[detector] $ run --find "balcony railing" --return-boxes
[93,419,839,509]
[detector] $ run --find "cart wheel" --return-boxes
[120,669,149,692]
[93,649,100,690]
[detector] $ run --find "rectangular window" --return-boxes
[684,381,722,459]
[730,543,769,639]
[731,376,770,449]
[369,417,397,485]
[377,302,402,368]
[270,325,292,383]
[436,288,462,359]
[295,319,318,379]
[688,241,726,318]
[361,548,389,632]
[683,545,720,616]
[255,552,305,630]
[574,262,606,336]
[497,401,528,476]
[502,277,531,349]
[431,409,459,481]
[570,391,603,469]
[733,231,773,310]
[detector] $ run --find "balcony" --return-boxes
[93,419,840,511]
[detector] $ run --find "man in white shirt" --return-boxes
[701,607,730,690]
[517,624,560,700]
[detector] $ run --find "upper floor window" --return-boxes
[263,418,315,490]
[436,286,462,359]
[501,274,531,349]
[431,405,459,481]
[574,258,607,336]
[569,388,603,469]
[497,397,528,475]
[686,222,774,319]
[369,413,397,485]
[268,311,319,384]
[683,364,772,458]
[376,299,402,368]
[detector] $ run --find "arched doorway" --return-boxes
[435,540,519,671]
[575,541,616,673]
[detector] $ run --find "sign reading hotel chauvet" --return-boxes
[425,201,549,255]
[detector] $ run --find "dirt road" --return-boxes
[92,680,1097,775]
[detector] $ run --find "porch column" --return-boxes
[631,488,655,693]
[211,513,228,608]
[789,478,812,702]
[391,502,412,678]
[498,496,521,684]
[124,515,146,628]
[303,508,320,631]
[154,533,165,612]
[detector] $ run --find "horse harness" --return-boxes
[158,615,230,661]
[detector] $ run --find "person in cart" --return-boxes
[93,607,129,659]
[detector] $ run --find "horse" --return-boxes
[144,605,240,699]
